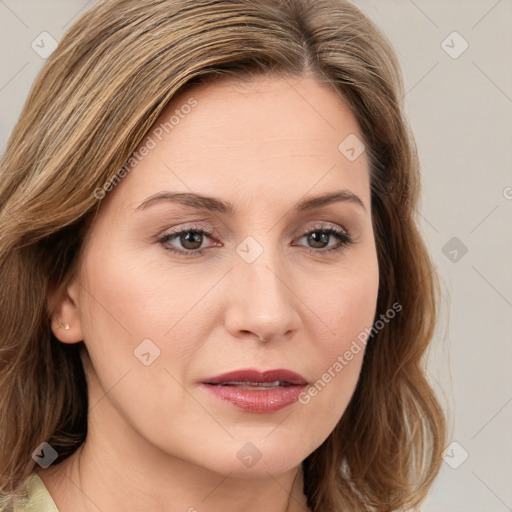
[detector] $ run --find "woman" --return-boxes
[0,0,446,510]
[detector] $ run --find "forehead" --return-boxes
[103,74,370,214]
[162,74,363,152]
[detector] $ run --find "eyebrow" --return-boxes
[135,189,367,214]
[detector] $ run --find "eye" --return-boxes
[294,225,354,256]
[157,224,217,257]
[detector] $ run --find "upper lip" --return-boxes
[202,368,308,385]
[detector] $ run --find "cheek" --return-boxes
[76,243,197,432]
[78,237,199,342]
[317,251,379,351]
[75,237,217,409]
[300,256,379,422]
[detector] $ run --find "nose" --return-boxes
[223,241,301,344]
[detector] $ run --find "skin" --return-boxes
[41,74,380,512]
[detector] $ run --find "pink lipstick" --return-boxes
[200,368,308,413]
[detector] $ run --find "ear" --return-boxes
[48,278,84,344]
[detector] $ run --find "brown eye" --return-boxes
[179,231,204,250]
[295,226,354,256]
[157,226,216,257]
[306,231,331,249]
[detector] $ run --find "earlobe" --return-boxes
[48,279,84,344]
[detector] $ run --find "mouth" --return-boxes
[200,369,308,413]
[208,380,298,390]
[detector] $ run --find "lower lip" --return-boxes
[201,383,307,413]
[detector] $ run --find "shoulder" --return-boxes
[1,473,59,512]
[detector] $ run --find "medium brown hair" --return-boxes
[0,0,446,510]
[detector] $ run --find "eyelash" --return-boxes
[157,223,354,258]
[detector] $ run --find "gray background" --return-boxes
[1,1,511,510]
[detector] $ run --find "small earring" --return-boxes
[57,321,70,330]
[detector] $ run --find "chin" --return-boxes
[197,437,310,478]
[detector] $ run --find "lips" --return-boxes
[200,369,308,413]
[202,369,308,386]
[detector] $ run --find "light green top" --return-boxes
[10,473,59,512]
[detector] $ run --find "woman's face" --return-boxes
[55,75,379,477]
